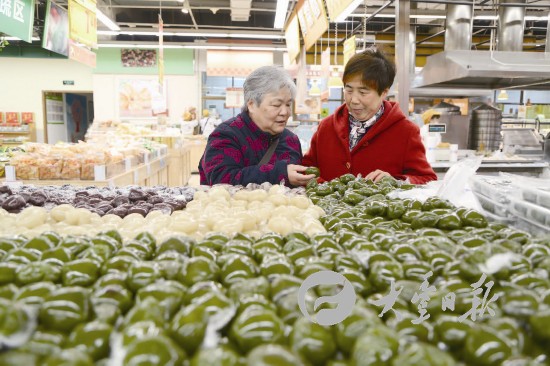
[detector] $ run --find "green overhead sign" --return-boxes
[0,0,35,43]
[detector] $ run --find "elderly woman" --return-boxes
[303,47,437,184]
[199,66,315,187]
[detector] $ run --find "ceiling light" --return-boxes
[474,15,497,20]
[413,14,446,19]
[497,90,509,101]
[97,30,284,40]
[524,15,547,21]
[97,30,120,36]
[181,7,189,14]
[98,43,185,48]
[335,0,363,22]
[350,13,446,19]
[183,45,287,51]
[96,8,120,31]
[2,36,40,41]
[274,0,289,29]
[98,43,287,51]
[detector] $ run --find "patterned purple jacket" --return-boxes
[198,111,303,187]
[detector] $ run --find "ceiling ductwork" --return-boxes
[230,0,252,22]
[497,0,526,52]
[413,0,550,91]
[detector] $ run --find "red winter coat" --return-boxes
[303,101,437,184]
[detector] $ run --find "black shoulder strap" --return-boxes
[259,137,280,165]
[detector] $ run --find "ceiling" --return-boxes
[19,0,550,54]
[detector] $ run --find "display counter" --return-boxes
[6,155,169,188]
[431,160,549,178]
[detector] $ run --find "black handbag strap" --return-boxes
[259,137,280,165]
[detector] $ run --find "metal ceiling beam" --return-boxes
[410,0,474,5]
[348,0,395,40]
[416,29,445,44]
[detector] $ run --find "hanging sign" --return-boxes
[296,0,328,51]
[0,0,35,43]
[42,0,69,56]
[284,12,301,64]
[158,14,164,91]
[324,0,360,22]
[69,39,97,67]
[321,46,331,78]
[68,0,97,48]
[343,35,356,67]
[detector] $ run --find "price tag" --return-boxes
[134,170,139,184]
[125,158,132,172]
[94,165,106,181]
[4,166,16,182]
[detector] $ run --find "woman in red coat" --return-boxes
[303,47,437,185]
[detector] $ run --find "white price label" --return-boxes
[4,166,16,182]
[94,165,106,181]
[125,158,132,171]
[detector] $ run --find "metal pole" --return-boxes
[396,0,411,114]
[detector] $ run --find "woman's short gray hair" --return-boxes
[242,66,296,112]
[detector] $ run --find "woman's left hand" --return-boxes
[365,169,392,183]
[287,164,316,186]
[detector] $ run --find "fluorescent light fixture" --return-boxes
[3,36,40,41]
[335,0,363,22]
[229,33,283,39]
[349,13,544,21]
[98,43,287,51]
[474,15,497,20]
[97,30,284,39]
[351,13,445,19]
[97,30,120,36]
[413,14,446,19]
[525,15,548,21]
[96,8,120,31]
[181,7,189,13]
[98,43,184,49]
[183,45,287,51]
[274,0,289,29]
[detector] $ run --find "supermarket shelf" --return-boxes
[6,156,169,188]
[0,131,31,134]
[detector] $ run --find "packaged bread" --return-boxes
[39,156,63,180]
[11,154,39,180]
[61,157,81,180]
[81,152,105,180]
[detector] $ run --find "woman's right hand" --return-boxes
[287,164,316,186]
